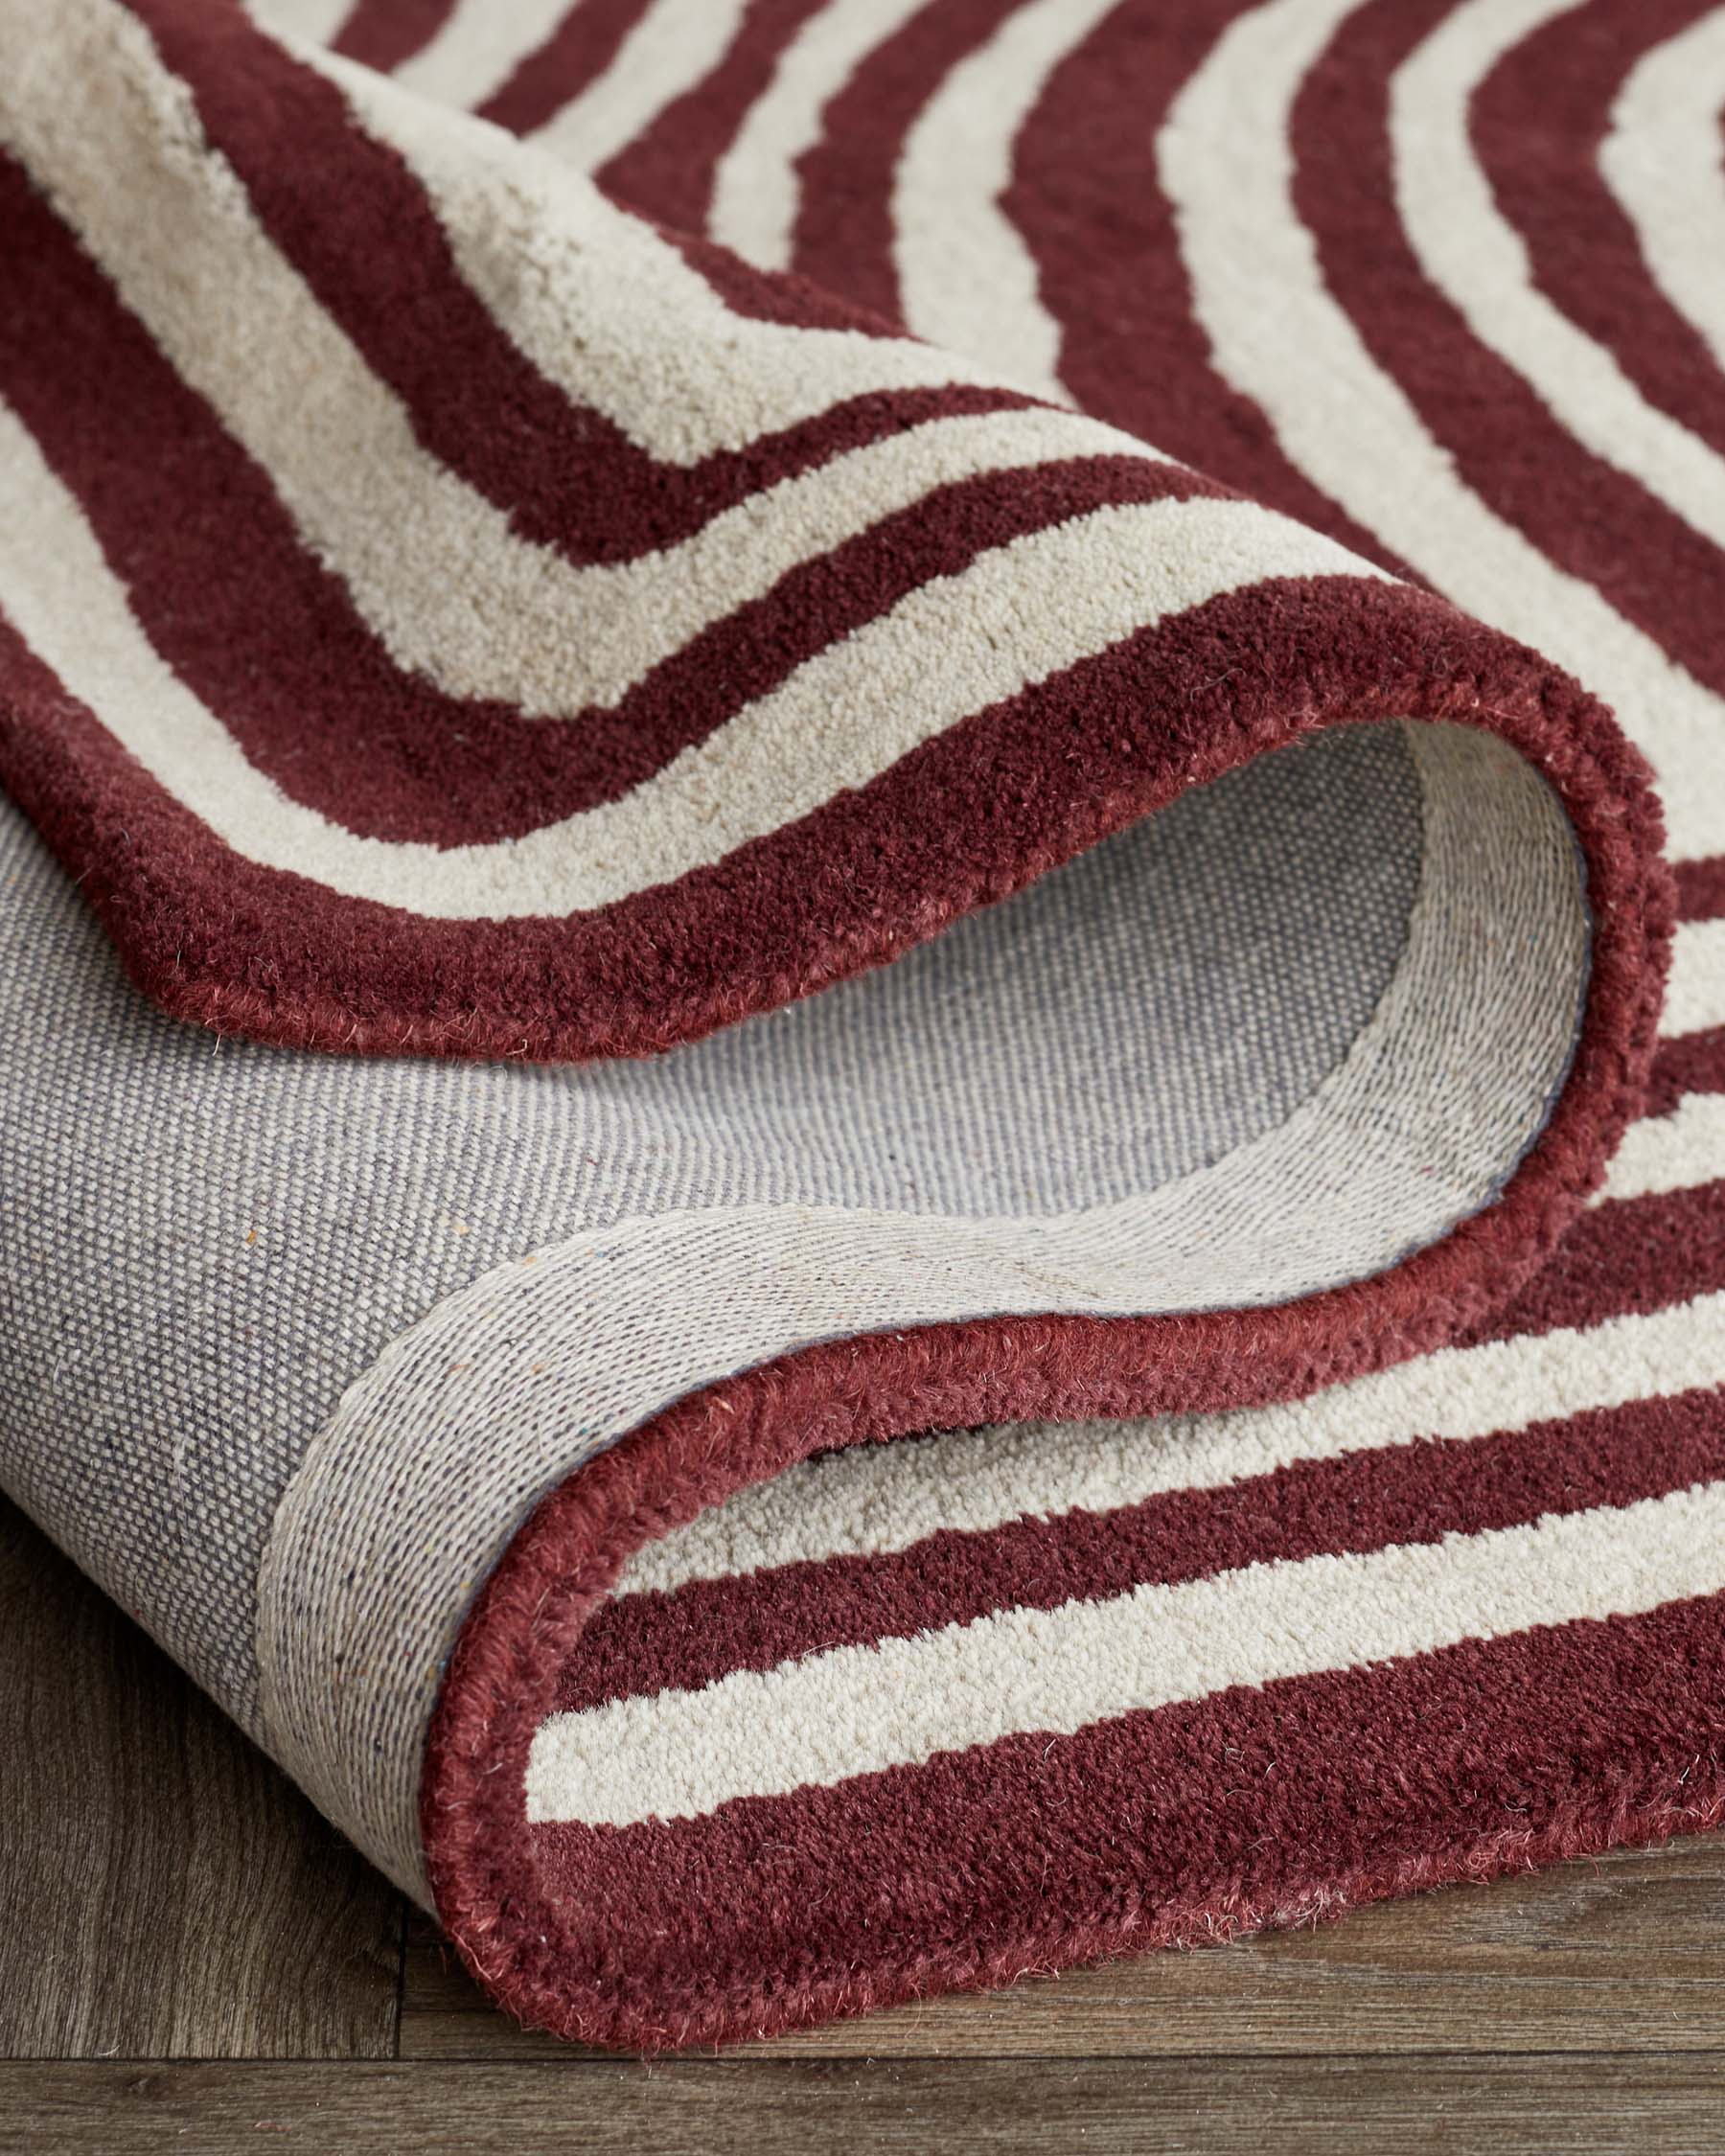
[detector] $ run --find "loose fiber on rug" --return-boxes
[0,0,1720,2053]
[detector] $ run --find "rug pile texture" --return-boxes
[0,0,1720,2052]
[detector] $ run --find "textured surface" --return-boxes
[0,0,1716,2063]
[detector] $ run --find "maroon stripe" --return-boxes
[1676,858,1725,922]
[1008,0,1410,575]
[658,227,909,330]
[1473,0,1725,462]
[1468,1180,1725,1344]
[1290,0,1725,699]
[596,0,830,237]
[1648,1030,1725,1117]
[553,1384,1725,1713]
[330,0,456,71]
[788,0,1023,322]
[120,0,1022,569]
[497,1590,1725,2048]
[0,150,1203,840]
[476,0,653,135]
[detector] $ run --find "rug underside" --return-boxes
[0,0,1718,2053]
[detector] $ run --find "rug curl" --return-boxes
[0,0,1714,2055]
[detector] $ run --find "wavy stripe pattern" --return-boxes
[1159,0,1721,859]
[1,399,1375,915]
[1392,0,1725,556]
[528,0,750,169]
[1601,7,1725,373]
[891,0,1118,397]
[530,1480,1725,1826]
[709,0,925,270]
[0,0,1719,2056]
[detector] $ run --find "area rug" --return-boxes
[0,0,1719,2053]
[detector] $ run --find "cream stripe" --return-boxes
[1159,0,1723,860]
[1598,1093,1725,1206]
[893,0,1120,401]
[15,0,994,479]
[244,0,355,43]
[1599,7,1725,377]
[529,0,748,169]
[620,1290,1725,1598]
[1668,916,1725,1040]
[391,0,577,108]
[710,0,928,271]
[528,1479,1725,1825]
[0,404,1379,917]
[1392,0,1725,555]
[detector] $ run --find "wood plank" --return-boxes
[6,2054,1724,2155]
[400,1833,1725,2060]
[0,1500,402,2061]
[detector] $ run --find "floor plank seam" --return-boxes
[389,1897,409,2062]
[12,2045,1725,2071]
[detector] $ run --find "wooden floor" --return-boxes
[4,1495,1722,2154]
